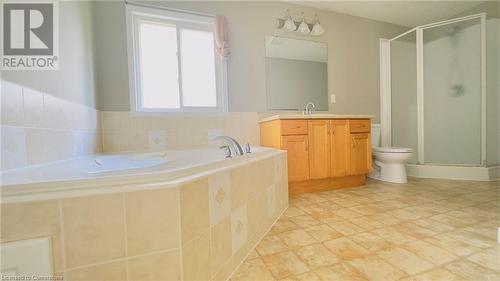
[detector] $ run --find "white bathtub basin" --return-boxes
[89,152,170,174]
[0,147,279,202]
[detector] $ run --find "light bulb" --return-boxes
[297,13,310,34]
[310,14,324,36]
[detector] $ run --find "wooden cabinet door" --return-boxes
[308,120,331,179]
[330,120,350,177]
[281,135,310,182]
[350,133,372,175]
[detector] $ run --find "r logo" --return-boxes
[3,3,54,56]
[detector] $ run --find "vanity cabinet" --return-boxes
[350,133,371,175]
[281,135,310,182]
[308,120,331,179]
[260,117,372,188]
[330,120,351,177]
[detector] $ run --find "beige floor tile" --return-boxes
[334,208,365,219]
[413,218,455,233]
[262,251,310,279]
[399,267,457,281]
[424,234,483,257]
[303,224,343,242]
[402,240,457,266]
[270,218,300,235]
[389,209,421,221]
[446,229,496,249]
[256,235,289,256]
[395,222,438,239]
[279,271,322,281]
[463,222,499,241]
[315,212,345,224]
[376,247,434,275]
[428,213,471,228]
[231,257,275,281]
[328,221,365,235]
[237,178,497,281]
[365,213,401,226]
[467,246,500,273]
[278,229,316,248]
[348,232,393,252]
[314,263,368,281]
[348,255,407,281]
[284,206,307,217]
[323,237,370,261]
[445,260,500,281]
[350,216,386,231]
[293,243,339,269]
[371,227,417,245]
[289,214,321,228]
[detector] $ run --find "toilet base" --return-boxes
[369,162,408,184]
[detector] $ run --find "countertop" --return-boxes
[258,114,375,123]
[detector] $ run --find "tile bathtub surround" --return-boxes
[233,178,500,281]
[1,80,102,170]
[0,152,288,281]
[101,111,260,152]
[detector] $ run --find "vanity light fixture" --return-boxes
[310,14,325,36]
[282,9,297,32]
[276,10,324,36]
[297,13,311,34]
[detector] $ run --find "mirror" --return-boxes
[265,36,328,111]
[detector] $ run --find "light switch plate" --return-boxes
[330,94,336,104]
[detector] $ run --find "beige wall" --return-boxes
[0,2,102,170]
[1,1,97,108]
[93,1,409,122]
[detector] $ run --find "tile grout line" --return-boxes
[57,199,67,278]
[121,193,130,281]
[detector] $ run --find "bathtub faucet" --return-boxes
[213,136,244,156]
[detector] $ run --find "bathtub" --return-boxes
[1,146,288,280]
[1,146,281,202]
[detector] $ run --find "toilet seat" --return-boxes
[373,147,412,153]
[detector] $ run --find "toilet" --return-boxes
[369,124,412,183]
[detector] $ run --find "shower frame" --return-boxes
[379,13,487,167]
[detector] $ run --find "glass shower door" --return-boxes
[391,31,418,164]
[422,18,482,165]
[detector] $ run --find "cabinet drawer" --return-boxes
[349,120,371,133]
[281,120,308,135]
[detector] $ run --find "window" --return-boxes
[126,5,227,113]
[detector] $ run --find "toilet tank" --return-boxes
[371,124,381,147]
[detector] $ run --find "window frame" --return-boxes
[125,5,228,114]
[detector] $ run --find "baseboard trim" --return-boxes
[406,164,499,181]
[288,175,366,196]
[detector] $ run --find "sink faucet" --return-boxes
[212,136,244,156]
[303,102,316,115]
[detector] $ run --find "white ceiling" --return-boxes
[291,1,487,27]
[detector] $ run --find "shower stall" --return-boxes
[380,13,499,180]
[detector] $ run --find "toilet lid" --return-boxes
[373,146,413,153]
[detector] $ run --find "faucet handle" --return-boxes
[244,143,251,154]
[219,145,232,158]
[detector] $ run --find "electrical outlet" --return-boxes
[148,130,166,151]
